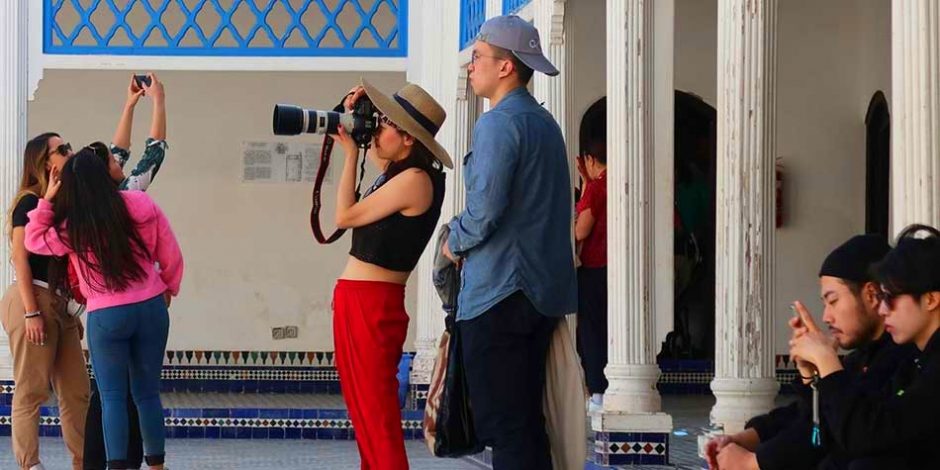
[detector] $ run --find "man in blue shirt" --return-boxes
[443,15,577,469]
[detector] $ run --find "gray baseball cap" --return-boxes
[476,15,559,76]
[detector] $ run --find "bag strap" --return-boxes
[309,101,368,244]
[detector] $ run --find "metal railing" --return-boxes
[44,0,407,57]
[459,0,485,51]
[502,0,530,15]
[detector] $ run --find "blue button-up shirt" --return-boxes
[448,87,577,321]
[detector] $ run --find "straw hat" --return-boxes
[360,78,453,169]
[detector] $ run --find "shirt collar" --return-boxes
[494,86,531,110]
[920,328,940,360]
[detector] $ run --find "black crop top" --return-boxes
[11,194,51,283]
[350,165,445,272]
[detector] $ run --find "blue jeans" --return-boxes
[87,295,168,469]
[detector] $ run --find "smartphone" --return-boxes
[790,304,804,328]
[134,74,152,88]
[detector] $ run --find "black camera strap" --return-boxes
[310,100,368,244]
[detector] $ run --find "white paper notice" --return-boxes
[242,141,329,183]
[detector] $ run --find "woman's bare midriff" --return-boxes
[339,256,411,285]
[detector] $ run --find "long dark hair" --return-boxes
[7,132,59,241]
[385,139,443,179]
[874,224,940,297]
[48,148,151,294]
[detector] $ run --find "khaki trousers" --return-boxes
[1,284,90,470]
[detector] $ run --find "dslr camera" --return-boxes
[273,97,379,148]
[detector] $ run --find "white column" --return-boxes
[596,0,671,432]
[408,70,470,400]
[0,0,30,381]
[408,0,448,409]
[453,68,473,213]
[653,0,675,347]
[533,0,567,138]
[709,0,780,433]
[486,0,502,19]
[891,1,940,234]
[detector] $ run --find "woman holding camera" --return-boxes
[790,224,940,468]
[329,79,451,469]
[25,148,183,470]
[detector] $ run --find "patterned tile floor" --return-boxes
[0,439,485,469]
[2,395,799,469]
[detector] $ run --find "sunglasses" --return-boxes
[379,114,403,132]
[875,290,911,309]
[48,142,72,157]
[85,142,110,160]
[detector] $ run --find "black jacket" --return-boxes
[745,333,914,470]
[817,329,940,469]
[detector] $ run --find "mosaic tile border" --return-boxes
[407,383,429,411]
[0,368,806,401]
[593,432,669,466]
[70,352,820,370]
[155,367,342,394]
[80,350,342,367]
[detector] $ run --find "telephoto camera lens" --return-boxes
[273,100,377,148]
[273,104,343,136]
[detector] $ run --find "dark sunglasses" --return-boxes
[875,289,911,309]
[379,114,402,132]
[48,142,72,157]
[85,142,110,160]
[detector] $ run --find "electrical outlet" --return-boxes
[272,326,298,340]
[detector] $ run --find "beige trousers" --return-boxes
[1,284,90,470]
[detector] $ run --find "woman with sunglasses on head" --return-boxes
[105,73,168,193]
[1,133,85,470]
[83,73,167,470]
[24,148,183,470]
[329,80,451,470]
[790,224,940,468]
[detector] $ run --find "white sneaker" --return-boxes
[28,464,46,470]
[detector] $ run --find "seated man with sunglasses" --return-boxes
[706,234,916,470]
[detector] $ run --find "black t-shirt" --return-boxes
[11,194,51,283]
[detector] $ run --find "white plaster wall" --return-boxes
[674,0,892,354]
[566,0,606,139]
[774,0,891,353]
[27,70,412,352]
[675,0,717,105]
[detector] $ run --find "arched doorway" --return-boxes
[865,91,890,238]
[577,98,606,199]
[663,90,716,361]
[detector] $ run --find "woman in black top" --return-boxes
[790,224,940,468]
[328,79,451,470]
[2,132,89,470]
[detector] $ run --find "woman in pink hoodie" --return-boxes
[24,147,183,470]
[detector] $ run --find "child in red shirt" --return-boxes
[576,139,608,412]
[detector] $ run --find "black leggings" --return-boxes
[83,379,143,470]
[576,266,608,395]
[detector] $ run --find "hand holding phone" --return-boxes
[790,301,821,334]
[134,74,152,89]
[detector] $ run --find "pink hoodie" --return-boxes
[24,191,184,312]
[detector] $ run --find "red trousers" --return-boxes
[333,279,410,470]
